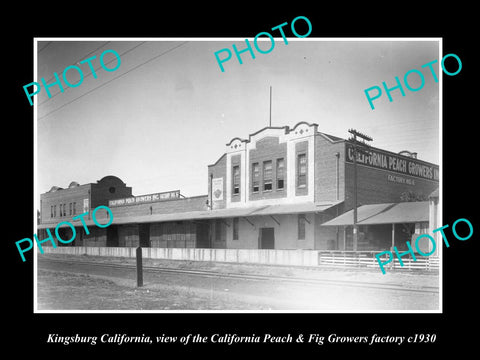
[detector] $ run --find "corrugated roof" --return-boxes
[321,201,429,226]
[250,201,341,216]
[38,201,342,229]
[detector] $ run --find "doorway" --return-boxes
[259,227,275,249]
[196,221,210,248]
[138,223,150,247]
[106,225,119,247]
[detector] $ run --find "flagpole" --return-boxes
[269,86,272,127]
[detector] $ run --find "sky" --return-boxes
[35,38,440,207]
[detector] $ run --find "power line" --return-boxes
[38,41,144,105]
[38,42,188,120]
[40,41,111,87]
[38,41,52,53]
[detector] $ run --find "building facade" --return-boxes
[38,122,439,253]
[206,122,438,251]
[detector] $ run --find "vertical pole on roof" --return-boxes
[269,86,272,127]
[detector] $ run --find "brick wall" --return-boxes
[40,176,133,226]
[314,135,345,203]
[90,176,132,209]
[344,163,438,210]
[314,207,342,250]
[294,140,308,196]
[249,136,287,201]
[208,154,227,209]
[109,195,207,219]
[231,154,241,203]
[40,185,91,225]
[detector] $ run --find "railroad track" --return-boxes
[37,257,439,294]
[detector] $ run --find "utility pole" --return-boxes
[348,129,373,251]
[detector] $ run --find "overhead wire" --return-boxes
[38,41,188,120]
[39,41,111,89]
[38,41,143,105]
[38,41,52,53]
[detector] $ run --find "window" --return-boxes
[252,163,260,192]
[54,205,56,217]
[63,204,66,216]
[59,204,62,217]
[69,203,72,216]
[233,218,239,240]
[263,160,272,191]
[50,206,53,218]
[276,158,284,190]
[232,165,240,195]
[298,214,306,240]
[297,153,307,187]
[73,202,76,215]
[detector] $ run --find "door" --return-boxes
[106,225,119,247]
[56,227,74,246]
[139,223,150,247]
[260,227,275,249]
[196,221,210,248]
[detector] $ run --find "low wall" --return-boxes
[39,246,320,267]
[39,247,439,270]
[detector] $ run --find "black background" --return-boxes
[5,4,476,356]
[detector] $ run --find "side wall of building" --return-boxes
[208,154,227,210]
[90,176,132,209]
[222,214,315,250]
[314,135,346,203]
[344,163,439,210]
[109,195,207,218]
[248,136,288,202]
[314,206,343,250]
[40,185,91,226]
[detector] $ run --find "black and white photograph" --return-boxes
[33,38,441,312]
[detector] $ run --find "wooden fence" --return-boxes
[317,250,440,271]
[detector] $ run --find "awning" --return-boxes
[38,201,342,229]
[250,201,341,216]
[321,201,429,226]
[112,206,259,225]
[38,207,256,228]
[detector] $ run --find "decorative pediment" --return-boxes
[226,137,247,151]
[288,121,318,138]
[226,122,319,152]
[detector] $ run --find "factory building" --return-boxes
[38,122,439,254]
